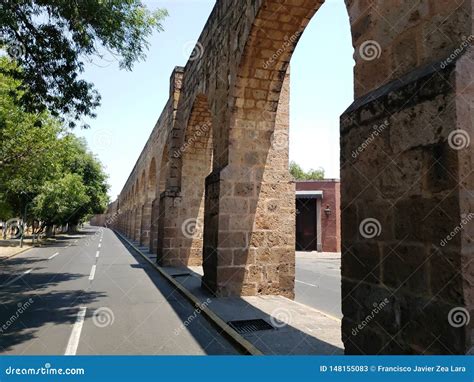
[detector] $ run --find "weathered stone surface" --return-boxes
[99,1,473,355]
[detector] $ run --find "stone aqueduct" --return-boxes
[101,0,473,354]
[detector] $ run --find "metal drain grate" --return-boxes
[227,319,275,334]
[171,273,193,278]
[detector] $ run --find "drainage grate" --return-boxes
[171,273,193,278]
[227,319,275,334]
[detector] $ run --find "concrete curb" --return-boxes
[0,246,33,263]
[113,230,263,356]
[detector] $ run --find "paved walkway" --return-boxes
[132,245,343,355]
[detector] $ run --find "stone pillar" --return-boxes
[340,53,473,354]
[134,206,142,242]
[156,191,183,266]
[140,201,152,247]
[149,198,159,254]
[202,73,294,297]
[127,210,133,238]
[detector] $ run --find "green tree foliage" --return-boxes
[0,57,109,229]
[32,173,90,226]
[289,161,325,180]
[0,0,168,127]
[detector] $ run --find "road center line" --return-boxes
[48,252,59,260]
[88,265,96,281]
[65,307,87,356]
[96,250,100,258]
[98,243,101,248]
[3,269,34,287]
[296,280,318,288]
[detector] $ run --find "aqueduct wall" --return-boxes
[103,0,473,355]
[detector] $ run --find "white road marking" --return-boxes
[98,243,101,248]
[48,252,59,260]
[65,307,87,356]
[3,269,34,287]
[88,265,96,281]
[296,280,318,288]
[96,250,100,258]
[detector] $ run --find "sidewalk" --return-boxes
[131,242,344,355]
[0,244,32,260]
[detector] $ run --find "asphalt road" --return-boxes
[0,226,237,355]
[295,252,342,319]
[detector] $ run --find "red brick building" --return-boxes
[295,180,341,253]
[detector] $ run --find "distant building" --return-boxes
[295,180,341,253]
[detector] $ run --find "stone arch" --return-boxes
[158,145,169,194]
[160,94,214,266]
[128,184,135,237]
[143,157,158,250]
[137,169,146,244]
[154,143,170,258]
[132,179,140,241]
[201,0,473,354]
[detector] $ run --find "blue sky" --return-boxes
[76,0,354,199]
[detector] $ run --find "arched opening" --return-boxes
[176,94,214,266]
[144,158,157,250]
[154,143,170,258]
[138,169,146,245]
[197,0,472,355]
[133,179,140,241]
[289,0,353,321]
[128,185,135,238]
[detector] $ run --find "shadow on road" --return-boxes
[0,256,105,353]
[115,232,343,355]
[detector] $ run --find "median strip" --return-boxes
[65,307,87,355]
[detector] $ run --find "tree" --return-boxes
[0,57,110,231]
[32,173,90,231]
[0,57,65,218]
[57,134,109,228]
[0,0,168,127]
[289,161,325,180]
